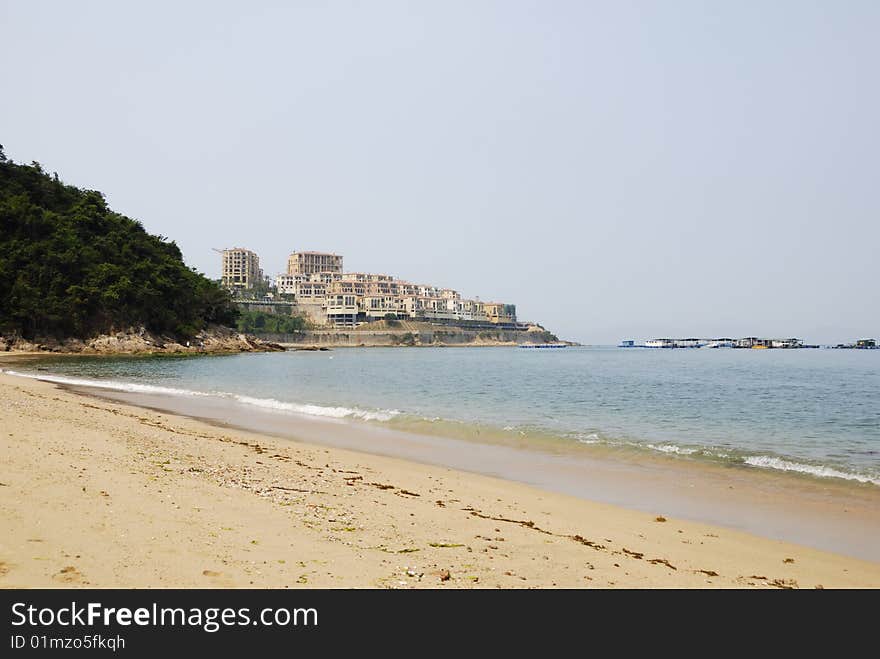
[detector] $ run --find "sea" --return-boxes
[6,346,879,487]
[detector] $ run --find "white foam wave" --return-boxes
[2,369,210,397]
[575,432,601,444]
[2,369,400,423]
[646,443,698,455]
[232,395,399,422]
[6,368,877,486]
[743,456,880,485]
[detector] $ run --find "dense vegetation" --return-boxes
[235,310,308,334]
[0,146,238,340]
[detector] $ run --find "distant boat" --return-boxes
[519,343,567,349]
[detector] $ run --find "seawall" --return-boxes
[255,321,561,348]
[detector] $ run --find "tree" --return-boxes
[0,153,239,340]
[234,311,308,335]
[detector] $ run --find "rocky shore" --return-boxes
[0,325,285,355]
[252,320,571,348]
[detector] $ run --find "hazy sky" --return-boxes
[3,1,878,343]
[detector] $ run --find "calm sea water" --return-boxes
[9,347,880,485]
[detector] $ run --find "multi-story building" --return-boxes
[483,302,517,324]
[271,250,517,329]
[287,251,343,276]
[274,274,297,295]
[221,248,262,290]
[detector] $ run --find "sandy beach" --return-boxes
[1,369,879,588]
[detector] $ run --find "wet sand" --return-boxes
[66,382,880,562]
[1,370,879,588]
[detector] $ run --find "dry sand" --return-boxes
[1,371,878,588]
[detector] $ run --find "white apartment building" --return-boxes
[271,251,517,328]
[221,248,262,290]
[287,251,343,276]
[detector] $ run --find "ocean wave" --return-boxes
[742,455,880,485]
[4,367,877,487]
[646,443,698,455]
[640,441,879,484]
[2,369,399,423]
[232,395,399,422]
[2,369,211,397]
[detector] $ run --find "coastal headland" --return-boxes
[0,326,284,356]
[255,320,566,348]
[0,321,568,354]
[1,367,878,589]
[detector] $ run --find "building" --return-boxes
[770,338,803,349]
[704,338,735,348]
[735,337,802,348]
[483,302,517,324]
[627,337,807,349]
[221,248,262,290]
[287,251,343,276]
[325,293,360,328]
[264,250,520,329]
[274,274,297,296]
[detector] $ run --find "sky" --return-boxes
[2,1,878,344]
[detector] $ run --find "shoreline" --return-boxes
[249,319,568,348]
[0,326,284,356]
[3,353,879,561]
[8,349,877,490]
[1,371,879,588]
[63,382,880,562]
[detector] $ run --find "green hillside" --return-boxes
[0,146,237,340]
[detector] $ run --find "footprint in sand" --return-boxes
[202,570,222,577]
[0,561,9,577]
[54,566,83,583]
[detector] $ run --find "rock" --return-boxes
[0,325,285,356]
